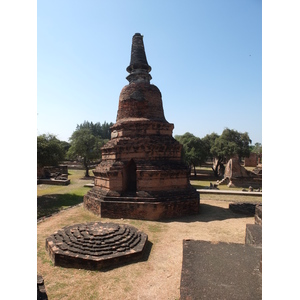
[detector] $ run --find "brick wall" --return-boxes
[244,153,257,167]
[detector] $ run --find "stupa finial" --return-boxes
[126,33,152,83]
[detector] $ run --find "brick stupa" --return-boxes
[84,33,199,220]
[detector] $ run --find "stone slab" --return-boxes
[180,240,262,300]
[37,179,70,186]
[197,189,262,196]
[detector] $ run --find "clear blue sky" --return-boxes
[37,0,262,144]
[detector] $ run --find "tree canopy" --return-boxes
[175,132,207,176]
[251,142,262,157]
[76,121,114,140]
[201,132,220,160]
[211,128,252,161]
[176,128,254,177]
[37,134,66,168]
[210,128,252,176]
[67,121,112,177]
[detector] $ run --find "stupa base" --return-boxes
[84,190,200,221]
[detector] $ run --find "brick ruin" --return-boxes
[244,152,258,167]
[46,222,148,270]
[224,157,251,180]
[37,165,70,185]
[84,33,199,220]
[37,165,68,179]
[218,156,261,188]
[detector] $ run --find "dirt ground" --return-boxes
[37,199,256,300]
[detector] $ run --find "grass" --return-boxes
[37,169,93,219]
[37,169,93,196]
[37,193,85,219]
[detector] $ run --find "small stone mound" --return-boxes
[46,222,148,270]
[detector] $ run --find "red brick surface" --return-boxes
[84,33,199,220]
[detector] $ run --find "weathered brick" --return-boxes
[84,33,199,220]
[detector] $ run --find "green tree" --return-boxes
[210,128,252,177]
[59,140,71,157]
[251,142,262,162]
[175,132,207,177]
[251,142,262,155]
[201,132,220,160]
[76,121,114,140]
[37,134,65,168]
[67,122,110,177]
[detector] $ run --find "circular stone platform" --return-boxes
[46,222,148,270]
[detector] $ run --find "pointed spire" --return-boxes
[126,33,152,83]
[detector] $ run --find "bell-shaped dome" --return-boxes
[116,33,168,124]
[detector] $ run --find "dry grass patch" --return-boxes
[38,199,259,300]
[37,168,261,299]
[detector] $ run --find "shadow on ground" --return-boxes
[100,240,153,272]
[52,240,154,273]
[163,203,253,223]
[37,194,83,219]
